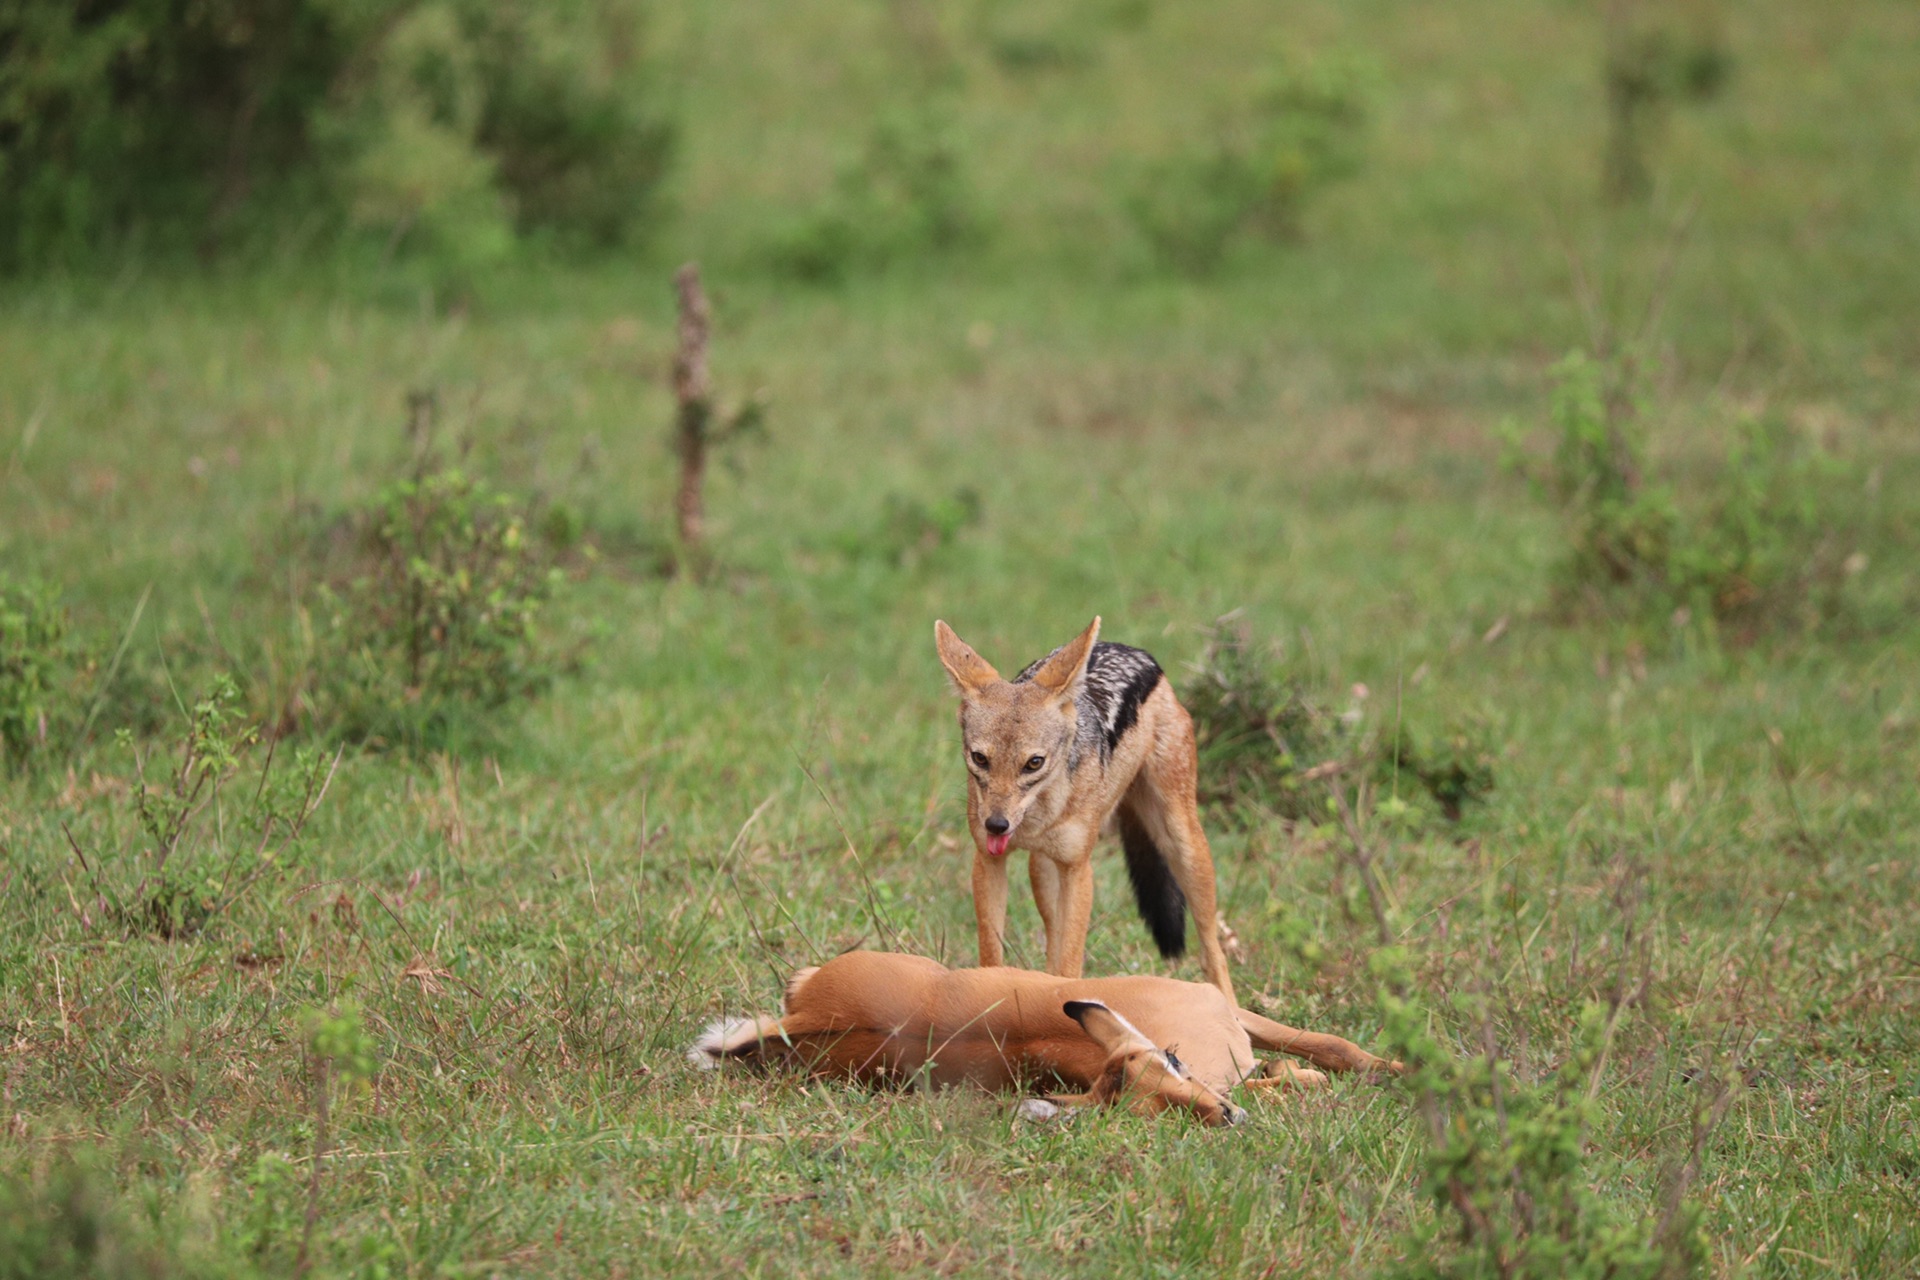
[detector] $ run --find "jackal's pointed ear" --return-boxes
[934,620,1002,697]
[1026,616,1101,701]
[1062,998,1157,1058]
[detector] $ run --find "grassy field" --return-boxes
[3,0,1918,1276]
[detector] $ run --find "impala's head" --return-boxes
[933,617,1100,858]
[1063,999,1246,1127]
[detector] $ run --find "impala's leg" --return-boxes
[1236,1007,1405,1076]
[973,849,1010,967]
[1242,1062,1331,1091]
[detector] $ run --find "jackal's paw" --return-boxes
[1015,1098,1064,1123]
[1219,916,1248,962]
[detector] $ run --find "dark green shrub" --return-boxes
[1126,52,1369,272]
[313,0,674,266]
[0,575,86,769]
[0,0,673,272]
[1181,617,1344,817]
[1126,150,1273,276]
[299,465,567,748]
[1382,714,1500,824]
[1182,616,1495,824]
[769,106,987,282]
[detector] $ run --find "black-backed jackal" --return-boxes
[934,616,1235,1000]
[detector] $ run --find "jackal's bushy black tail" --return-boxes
[1120,809,1187,958]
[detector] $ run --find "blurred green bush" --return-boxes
[767,105,988,283]
[1502,350,1864,636]
[0,0,673,273]
[1126,51,1370,273]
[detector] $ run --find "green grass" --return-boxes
[3,0,1919,1275]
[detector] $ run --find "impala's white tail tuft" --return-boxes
[688,1017,763,1069]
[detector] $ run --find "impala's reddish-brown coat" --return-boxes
[693,951,1401,1125]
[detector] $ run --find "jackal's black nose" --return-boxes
[984,815,1011,836]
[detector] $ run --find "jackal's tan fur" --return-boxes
[934,616,1235,1001]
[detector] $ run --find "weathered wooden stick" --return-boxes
[672,262,712,559]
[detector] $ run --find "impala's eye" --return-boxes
[1023,755,1046,773]
[970,750,990,770]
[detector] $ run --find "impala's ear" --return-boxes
[1026,616,1101,701]
[1062,998,1157,1058]
[934,620,1002,698]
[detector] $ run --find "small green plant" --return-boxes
[1377,982,1713,1280]
[837,488,984,569]
[233,1153,306,1266]
[1126,51,1369,272]
[72,677,336,939]
[1502,349,1678,592]
[294,1003,381,1277]
[769,105,987,282]
[1690,413,1855,629]
[0,575,86,770]
[1332,826,1721,1280]
[303,464,567,748]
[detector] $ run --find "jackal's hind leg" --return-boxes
[1124,702,1236,1001]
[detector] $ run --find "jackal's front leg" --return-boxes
[973,850,1010,967]
[1050,855,1096,979]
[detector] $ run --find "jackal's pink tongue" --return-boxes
[985,833,1012,858]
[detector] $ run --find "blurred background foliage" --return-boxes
[0,0,672,274]
[0,0,1763,282]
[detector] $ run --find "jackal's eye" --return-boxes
[970,750,990,770]
[1023,754,1046,773]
